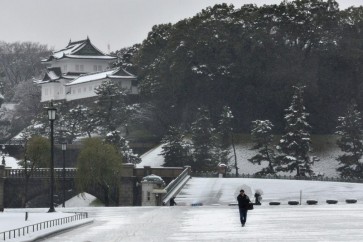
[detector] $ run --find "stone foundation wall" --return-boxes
[118,177,138,206]
[1,165,185,208]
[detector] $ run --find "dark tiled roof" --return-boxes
[42,37,116,62]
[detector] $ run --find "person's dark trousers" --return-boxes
[239,208,247,225]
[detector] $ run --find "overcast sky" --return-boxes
[0,0,361,52]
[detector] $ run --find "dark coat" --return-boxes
[237,194,251,209]
[170,197,177,206]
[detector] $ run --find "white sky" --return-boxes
[0,0,361,52]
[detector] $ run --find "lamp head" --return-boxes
[47,101,57,121]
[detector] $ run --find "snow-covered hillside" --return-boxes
[138,141,342,177]
[5,138,342,177]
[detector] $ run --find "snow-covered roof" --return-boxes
[35,67,63,84]
[66,67,136,86]
[141,174,165,185]
[41,38,116,62]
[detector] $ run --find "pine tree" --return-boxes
[335,102,363,179]
[249,120,277,176]
[191,107,217,172]
[160,126,190,167]
[57,105,84,144]
[67,105,96,138]
[94,80,129,133]
[105,130,141,164]
[276,86,315,177]
[216,106,234,167]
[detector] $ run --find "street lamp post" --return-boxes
[1,145,6,166]
[61,142,67,208]
[47,101,57,213]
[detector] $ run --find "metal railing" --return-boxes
[0,212,88,241]
[5,168,77,179]
[162,167,190,203]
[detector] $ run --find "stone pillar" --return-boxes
[118,163,136,206]
[218,163,227,178]
[121,163,135,177]
[0,165,5,212]
[141,182,155,206]
[143,166,151,176]
[184,166,191,175]
[141,174,166,206]
[118,177,136,206]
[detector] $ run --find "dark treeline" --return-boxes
[118,0,363,134]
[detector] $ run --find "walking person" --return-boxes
[170,197,177,206]
[237,190,251,227]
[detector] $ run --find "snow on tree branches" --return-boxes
[276,86,315,177]
[335,102,363,179]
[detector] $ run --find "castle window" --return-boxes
[78,88,81,93]
[72,89,76,94]
[80,65,84,72]
[89,86,92,91]
[97,65,102,71]
[83,87,87,92]
[93,65,98,72]
[45,88,48,95]
[76,64,80,71]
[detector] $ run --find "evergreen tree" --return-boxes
[56,106,83,144]
[249,120,277,176]
[94,80,130,133]
[65,105,97,139]
[133,0,363,134]
[160,126,190,167]
[335,103,363,179]
[112,44,140,74]
[190,107,217,172]
[105,130,141,164]
[216,106,234,167]
[276,86,315,177]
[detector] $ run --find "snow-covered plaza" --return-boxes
[5,204,362,242]
[2,178,363,242]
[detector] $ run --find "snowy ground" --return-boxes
[60,193,101,207]
[1,141,360,241]
[2,178,363,241]
[25,205,363,242]
[3,156,21,169]
[136,144,164,168]
[177,178,363,205]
